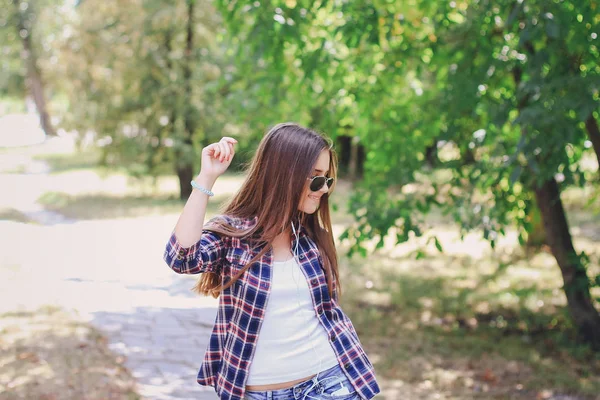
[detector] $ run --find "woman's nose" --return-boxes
[319,182,329,194]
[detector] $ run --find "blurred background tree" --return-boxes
[55,0,238,199]
[0,0,60,135]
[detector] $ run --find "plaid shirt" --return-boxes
[164,215,381,400]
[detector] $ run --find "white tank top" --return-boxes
[246,257,339,385]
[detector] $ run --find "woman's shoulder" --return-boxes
[207,214,258,230]
[206,215,260,255]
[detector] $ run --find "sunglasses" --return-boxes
[307,175,335,192]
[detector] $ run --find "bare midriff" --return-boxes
[245,373,317,391]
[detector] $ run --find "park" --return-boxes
[1,0,599,399]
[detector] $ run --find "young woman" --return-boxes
[164,123,380,400]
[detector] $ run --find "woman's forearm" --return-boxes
[173,173,218,248]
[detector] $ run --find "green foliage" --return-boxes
[214,0,599,253]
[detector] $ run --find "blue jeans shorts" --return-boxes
[243,362,361,400]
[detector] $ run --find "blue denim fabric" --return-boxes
[243,363,361,400]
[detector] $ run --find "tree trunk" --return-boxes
[183,0,194,130]
[13,0,56,136]
[337,135,351,175]
[177,164,194,200]
[164,29,180,179]
[425,142,438,167]
[533,178,600,349]
[584,114,600,174]
[177,0,196,200]
[525,201,547,248]
[461,147,476,165]
[348,137,359,179]
[356,142,365,178]
[512,53,600,348]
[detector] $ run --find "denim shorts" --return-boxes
[243,362,361,400]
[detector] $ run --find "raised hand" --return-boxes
[200,137,238,180]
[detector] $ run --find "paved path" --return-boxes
[1,141,223,399]
[2,216,222,399]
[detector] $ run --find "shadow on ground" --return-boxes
[0,307,139,400]
[339,250,600,400]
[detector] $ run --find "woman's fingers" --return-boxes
[224,142,231,162]
[211,143,221,159]
[224,142,234,162]
[205,143,214,157]
[218,142,229,162]
[227,142,235,161]
[221,137,238,145]
[220,137,236,162]
[204,138,236,162]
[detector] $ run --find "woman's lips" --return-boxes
[309,195,320,201]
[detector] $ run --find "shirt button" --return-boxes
[311,279,318,286]
[178,249,185,255]
[344,362,351,370]
[317,307,323,315]
[330,333,336,341]
[299,254,305,259]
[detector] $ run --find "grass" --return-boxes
[335,215,600,398]
[2,142,600,399]
[0,306,139,399]
[36,191,222,220]
[340,261,600,397]
[0,208,36,224]
[33,147,104,173]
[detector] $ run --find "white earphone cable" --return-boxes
[290,220,341,400]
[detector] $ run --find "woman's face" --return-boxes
[298,149,331,214]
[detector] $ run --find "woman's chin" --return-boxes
[299,205,318,214]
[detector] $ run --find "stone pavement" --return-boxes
[93,297,221,400]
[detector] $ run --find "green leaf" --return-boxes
[396,232,409,244]
[339,229,350,241]
[358,246,367,257]
[434,236,443,252]
[518,231,526,246]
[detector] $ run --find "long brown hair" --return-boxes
[193,122,341,301]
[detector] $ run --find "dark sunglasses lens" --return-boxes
[310,177,334,191]
[310,176,326,191]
